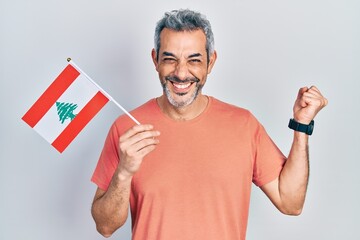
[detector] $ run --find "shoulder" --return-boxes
[206,97,264,139]
[209,97,255,123]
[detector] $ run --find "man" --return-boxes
[91,9,328,239]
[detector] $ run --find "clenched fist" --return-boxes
[293,86,328,124]
[117,124,160,179]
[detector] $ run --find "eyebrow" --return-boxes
[188,53,202,58]
[162,52,203,58]
[162,51,176,57]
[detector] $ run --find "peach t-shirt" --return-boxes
[91,97,286,240]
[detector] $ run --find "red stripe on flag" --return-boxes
[22,65,80,128]
[51,91,109,153]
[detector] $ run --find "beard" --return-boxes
[161,76,203,108]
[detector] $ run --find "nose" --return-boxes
[173,60,189,81]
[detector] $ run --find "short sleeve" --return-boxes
[91,122,121,191]
[251,117,286,187]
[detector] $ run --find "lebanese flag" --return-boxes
[22,64,109,153]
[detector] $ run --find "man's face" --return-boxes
[152,28,216,108]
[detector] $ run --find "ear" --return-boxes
[207,50,217,74]
[151,48,159,71]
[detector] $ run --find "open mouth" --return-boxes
[172,81,193,90]
[169,81,195,94]
[165,76,199,94]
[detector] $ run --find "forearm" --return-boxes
[262,86,327,215]
[91,124,160,237]
[91,169,132,237]
[279,131,309,214]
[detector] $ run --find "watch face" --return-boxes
[308,124,314,135]
[307,120,314,135]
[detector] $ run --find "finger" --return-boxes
[307,86,324,98]
[134,137,160,152]
[123,137,159,157]
[306,86,326,98]
[119,130,160,154]
[297,87,309,101]
[122,130,160,147]
[301,85,322,95]
[324,97,328,106]
[307,87,329,106]
[300,86,324,99]
[301,93,327,108]
[137,145,157,159]
[308,85,321,94]
[303,90,328,106]
[296,87,309,108]
[120,124,154,142]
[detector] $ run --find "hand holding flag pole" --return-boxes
[22,58,140,153]
[67,58,140,125]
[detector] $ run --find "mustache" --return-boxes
[165,76,200,84]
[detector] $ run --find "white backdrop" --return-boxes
[1,0,359,239]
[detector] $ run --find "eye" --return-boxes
[189,59,201,63]
[163,58,176,63]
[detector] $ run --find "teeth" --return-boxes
[173,82,191,89]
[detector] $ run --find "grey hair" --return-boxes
[154,9,215,62]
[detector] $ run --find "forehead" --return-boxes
[159,28,207,54]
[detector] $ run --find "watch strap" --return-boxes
[288,118,314,135]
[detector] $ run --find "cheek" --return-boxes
[189,67,207,80]
[159,63,176,73]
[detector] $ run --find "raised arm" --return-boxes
[261,86,328,215]
[91,124,160,237]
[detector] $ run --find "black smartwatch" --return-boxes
[288,118,314,135]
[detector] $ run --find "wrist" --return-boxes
[288,118,314,136]
[116,169,134,182]
[293,117,312,125]
[292,131,309,151]
[294,130,309,141]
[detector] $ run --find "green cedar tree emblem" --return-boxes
[56,101,78,124]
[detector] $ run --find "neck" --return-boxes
[157,94,209,121]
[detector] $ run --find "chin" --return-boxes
[167,91,201,108]
[162,80,203,108]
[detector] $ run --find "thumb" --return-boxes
[296,87,309,108]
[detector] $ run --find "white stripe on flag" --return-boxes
[33,73,100,143]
